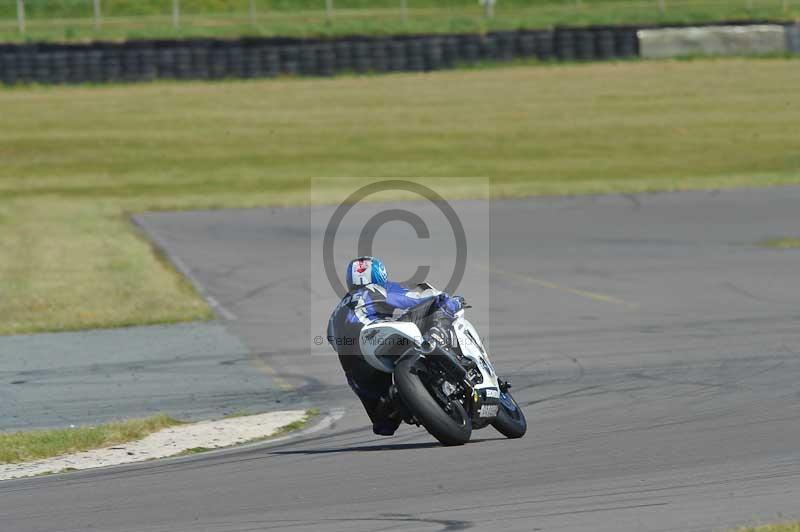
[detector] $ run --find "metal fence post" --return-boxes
[172,0,181,29]
[658,0,666,13]
[249,0,257,24]
[93,0,102,29]
[481,0,495,19]
[325,0,334,22]
[16,0,25,35]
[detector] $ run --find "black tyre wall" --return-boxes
[5,22,753,85]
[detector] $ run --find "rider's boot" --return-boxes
[371,394,402,436]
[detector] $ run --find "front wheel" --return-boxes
[492,390,527,439]
[394,355,472,446]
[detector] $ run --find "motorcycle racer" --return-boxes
[327,256,464,436]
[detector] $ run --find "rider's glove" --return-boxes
[441,295,466,319]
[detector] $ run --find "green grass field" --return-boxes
[0,414,182,463]
[1,58,800,335]
[0,409,318,464]
[759,236,800,248]
[736,524,800,532]
[0,0,797,42]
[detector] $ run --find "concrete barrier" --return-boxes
[639,25,787,59]
[787,24,800,54]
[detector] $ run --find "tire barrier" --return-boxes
[353,41,371,73]
[614,28,640,58]
[535,31,555,60]
[406,39,425,72]
[554,30,576,61]
[388,40,406,72]
[575,30,596,60]
[0,22,781,86]
[595,29,616,60]
[442,37,459,68]
[333,41,352,73]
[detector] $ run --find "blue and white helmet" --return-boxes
[346,256,388,291]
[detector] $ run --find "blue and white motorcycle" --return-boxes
[359,305,526,446]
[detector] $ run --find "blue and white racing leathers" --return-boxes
[327,282,463,427]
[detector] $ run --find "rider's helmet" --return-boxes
[346,256,388,292]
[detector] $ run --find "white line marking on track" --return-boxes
[190,408,346,453]
[132,216,238,321]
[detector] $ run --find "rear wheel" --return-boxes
[492,391,527,439]
[394,355,472,446]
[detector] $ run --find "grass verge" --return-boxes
[736,524,800,532]
[0,414,183,464]
[272,408,319,437]
[759,237,800,249]
[1,59,799,335]
[223,410,255,419]
[0,0,798,42]
[178,408,319,455]
[178,446,214,455]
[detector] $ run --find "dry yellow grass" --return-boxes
[1,59,799,334]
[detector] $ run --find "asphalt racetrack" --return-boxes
[3,188,800,531]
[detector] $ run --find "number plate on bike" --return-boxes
[478,404,499,418]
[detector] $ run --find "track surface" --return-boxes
[0,323,277,431]
[3,188,800,531]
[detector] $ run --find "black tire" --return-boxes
[492,391,527,439]
[394,355,472,446]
